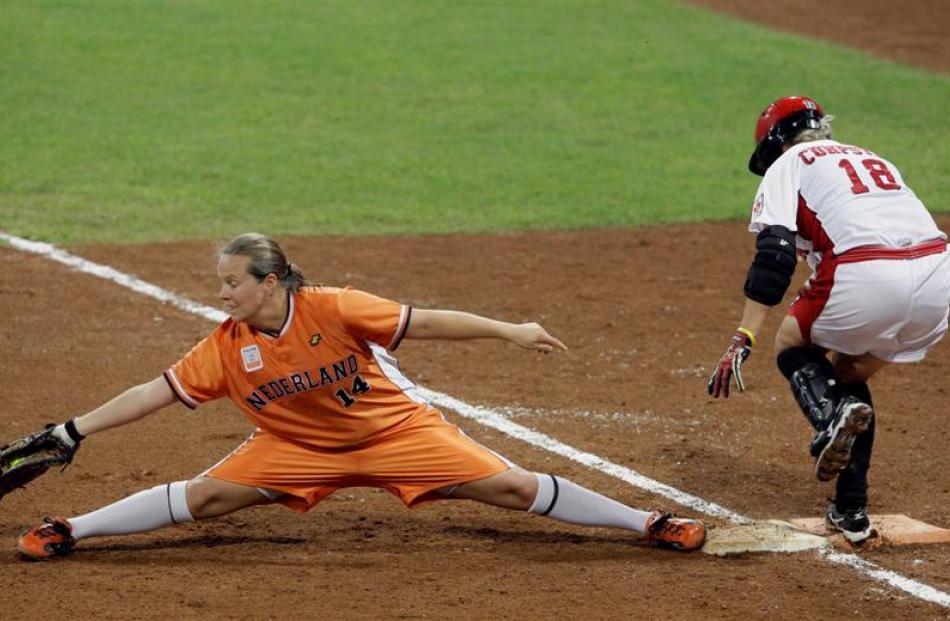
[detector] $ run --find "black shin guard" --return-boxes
[834,382,875,510]
[776,348,840,431]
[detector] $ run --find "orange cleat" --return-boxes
[16,517,75,561]
[644,511,706,551]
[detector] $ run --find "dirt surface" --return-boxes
[689,0,950,75]
[4,4,950,619]
[2,218,950,619]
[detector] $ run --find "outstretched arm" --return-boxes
[73,376,177,437]
[0,377,176,499]
[406,309,567,353]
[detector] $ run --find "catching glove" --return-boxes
[707,328,755,399]
[0,421,82,501]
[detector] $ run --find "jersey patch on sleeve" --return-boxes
[752,193,764,215]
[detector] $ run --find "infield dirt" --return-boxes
[2,2,949,619]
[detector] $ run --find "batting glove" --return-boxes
[707,328,755,399]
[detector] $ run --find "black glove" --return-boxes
[0,421,82,501]
[707,329,755,399]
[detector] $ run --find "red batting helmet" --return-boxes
[748,96,824,176]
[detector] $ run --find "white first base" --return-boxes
[702,515,950,555]
[701,520,828,556]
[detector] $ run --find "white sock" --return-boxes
[528,474,652,534]
[69,481,194,541]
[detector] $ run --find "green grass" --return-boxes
[1,1,948,243]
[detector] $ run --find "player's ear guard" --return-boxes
[749,109,823,175]
[744,225,796,306]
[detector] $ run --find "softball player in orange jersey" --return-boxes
[16,233,704,560]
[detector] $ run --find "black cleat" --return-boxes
[809,428,830,458]
[814,397,873,482]
[826,504,873,543]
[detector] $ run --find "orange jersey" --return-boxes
[164,287,433,449]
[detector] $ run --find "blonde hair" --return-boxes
[789,114,835,145]
[219,233,308,292]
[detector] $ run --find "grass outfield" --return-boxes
[1,1,948,244]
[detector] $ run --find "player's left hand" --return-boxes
[0,424,80,501]
[707,329,754,398]
[509,323,568,354]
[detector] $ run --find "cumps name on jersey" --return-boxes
[244,355,359,411]
[798,144,875,165]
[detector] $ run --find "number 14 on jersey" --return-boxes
[335,374,371,408]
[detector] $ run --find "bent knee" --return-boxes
[775,316,807,352]
[185,476,258,517]
[508,470,540,507]
[833,354,886,383]
[185,477,219,516]
[833,360,861,383]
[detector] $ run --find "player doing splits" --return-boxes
[708,96,950,543]
[13,233,704,560]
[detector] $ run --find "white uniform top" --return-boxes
[748,139,944,267]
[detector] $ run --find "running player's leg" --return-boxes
[775,296,877,482]
[832,352,889,384]
[774,260,883,438]
[774,315,841,434]
[830,351,887,507]
[826,352,887,530]
[807,264,904,470]
[798,260,903,540]
[827,252,950,540]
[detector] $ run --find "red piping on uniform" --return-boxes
[790,254,839,344]
[833,239,947,264]
[796,194,833,255]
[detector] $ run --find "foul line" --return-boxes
[2,230,948,611]
[0,233,226,323]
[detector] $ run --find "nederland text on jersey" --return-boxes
[241,354,360,411]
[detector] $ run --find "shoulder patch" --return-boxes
[752,194,764,215]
